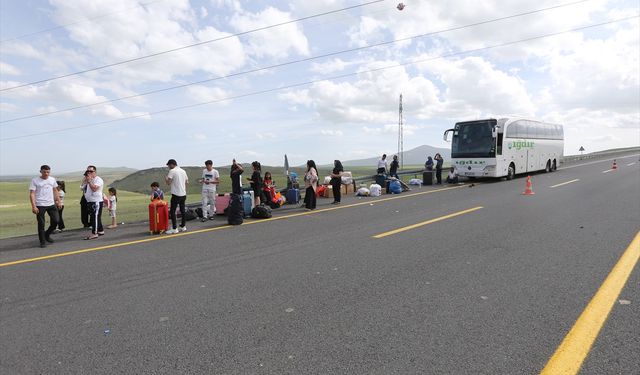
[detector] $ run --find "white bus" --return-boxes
[443,117,564,179]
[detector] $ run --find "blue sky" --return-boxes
[1,0,638,175]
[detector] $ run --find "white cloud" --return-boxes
[320,129,343,136]
[186,85,229,103]
[0,102,18,112]
[0,62,21,76]
[229,6,309,59]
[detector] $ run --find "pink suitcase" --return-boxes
[215,193,231,215]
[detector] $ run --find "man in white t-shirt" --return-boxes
[199,160,219,222]
[82,165,104,240]
[377,154,388,174]
[165,159,189,234]
[29,165,62,248]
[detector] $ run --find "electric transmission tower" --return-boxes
[397,94,404,170]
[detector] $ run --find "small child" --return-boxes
[54,181,66,232]
[150,181,164,201]
[107,187,118,229]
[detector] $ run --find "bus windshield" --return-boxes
[452,120,496,158]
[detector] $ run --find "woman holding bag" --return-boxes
[303,160,319,210]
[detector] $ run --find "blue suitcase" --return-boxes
[286,188,300,204]
[242,191,254,217]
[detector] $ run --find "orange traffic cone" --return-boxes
[612,159,617,170]
[522,176,535,195]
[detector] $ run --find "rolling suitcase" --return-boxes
[215,193,231,215]
[286,188,300,204]
[242,191,254,218]
[149,200,169,234]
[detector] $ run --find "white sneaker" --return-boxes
[179,226,187,232]
[165,228,178,234]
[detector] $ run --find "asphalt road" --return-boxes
[1,153,638,375]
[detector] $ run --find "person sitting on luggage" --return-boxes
[446,167,459,184]
[150,181,164,201]
[263,171,277,204]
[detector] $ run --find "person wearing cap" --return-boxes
[199,160,219,221]
[165,159,189,234]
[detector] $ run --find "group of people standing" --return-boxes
[29,164,118,246]
[425,153,445,184]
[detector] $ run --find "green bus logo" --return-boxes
[508,140,535,150]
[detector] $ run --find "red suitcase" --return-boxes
[215,193,231,215]
[149,200,169,234]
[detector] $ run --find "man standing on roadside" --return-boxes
[29,165,61,248]
[434,153,444,184]
[165,159,189,234]
[377,154,388,174]
[199,160,219,222]
[82,165,104,240]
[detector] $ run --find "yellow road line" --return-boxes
[550,179,580,188]
[0,185,469,268]
[540,230,640,375]
[373,206,483,239]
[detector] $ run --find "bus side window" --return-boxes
[497,133,503,155]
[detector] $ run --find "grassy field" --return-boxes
[0,165,433,239]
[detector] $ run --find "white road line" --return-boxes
[561,154,639,171]
[627,162,636,166]
[602,169,615,173]
[550,179,580,188]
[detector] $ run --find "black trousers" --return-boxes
[80,195,90,227]
[436,168,442,184]
[304,186,316,209]
[87,201,103,234]
[170,194,187,229]
[56,206,65,230]
[36,205,59,245]
[331,180,341,202]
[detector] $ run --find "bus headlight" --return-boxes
[483,165,496,172]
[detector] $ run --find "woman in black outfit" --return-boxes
[330,160,343,204]
[247,161,262,206]
[230,159,244,195]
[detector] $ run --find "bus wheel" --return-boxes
[545,160,551,173]
[552,160,557,171]
[507,164,515,180]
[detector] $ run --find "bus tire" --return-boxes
[507,163,515,180]
[545,160,551,173]
[552,160,557,171]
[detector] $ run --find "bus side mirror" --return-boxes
[443,129,453,142]
[492,126,497,138]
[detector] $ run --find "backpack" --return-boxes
[251,204,272,219]
[227,193,244,225]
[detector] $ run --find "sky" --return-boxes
[0,0,638,175]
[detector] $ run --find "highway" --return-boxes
[1,153,638,374]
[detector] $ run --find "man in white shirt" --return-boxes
[165,159,189,234]
[29,165,62,248]
[377,154,388,174]
[82,165,104,240]
[199,160,219,222]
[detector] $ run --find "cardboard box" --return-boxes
[323,185,334,198]
[342,183,355,195]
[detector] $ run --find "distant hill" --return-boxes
[337,144,450,167]
[0,167,137,183]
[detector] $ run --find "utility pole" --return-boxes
[397,94,404,170]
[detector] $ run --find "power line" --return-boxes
[0,0,594,124]
[0,0,385,92]
[3,15,635,143]
[0,0,164,44]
